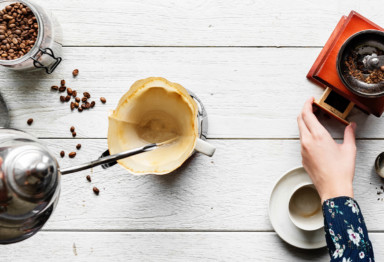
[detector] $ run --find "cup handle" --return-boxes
[195,138,216,157]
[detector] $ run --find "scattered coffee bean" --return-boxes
[60,151,65,158]
[90,101,95,108]
[60,96,65,102]
[59,86,66,92]
[51,85,58,91]
[0,3,38,60]
[93,187,99,195]
[74,102,79,108]
[69,152,76,158]
[70,102,75,110]
[76,143,81,150]
[72,131,76,137]
[65,95,71,101]
[78,107,83,112]
[86,175,91,182]
[67,88,73,96]
[73,69,79,77]
[75,97,80,103]
[70,126,75,132]
[81,97,88,102]
[83,92,90,98]
[72,90,77,97]
[61,80,65,87]
[27,118,33,125]
[100,97,106,103]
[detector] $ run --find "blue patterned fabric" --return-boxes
[323,197,374,262]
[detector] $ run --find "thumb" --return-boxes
[343,122,356,148]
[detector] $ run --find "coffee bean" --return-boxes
[59,86,66,92]
[70,102,75,110]
[83,92,90,98]
[82,97,87,102]
[67,88,73,95]
[100,97,106,103]
[76,144,81,150]
[72,90,77,97]
[60,151,65,158]
[65,95,71,101]
[60,96,65,102]
[61,80,65,87]
[51,85,58,91]
[74,102,79,108]
[72,69,79,77]
[86,175,91,182]
[75,97,80,103]
[78,107,83,112]
[0,4,38,61]
[69,152,76,158]
[93,187,99,195]
[72,131,76,137]
[27,118,33,125]
[70,126,75,132]
[381,65,384,72]
[90,101,95,108]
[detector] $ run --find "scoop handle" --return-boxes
[59,144,157,175]
[195,138,216,157]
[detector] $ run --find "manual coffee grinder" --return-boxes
[308,12,384,124]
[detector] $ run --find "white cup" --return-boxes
[288,182,323,231]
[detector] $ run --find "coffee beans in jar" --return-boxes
[0,3,38,61]
[0,0,62,73]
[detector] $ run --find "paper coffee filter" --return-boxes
[108,77,198,175]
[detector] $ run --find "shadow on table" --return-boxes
[3,70,47,95]
[148,154,198,186]
[279,238,329,260]
[151,153,199,186]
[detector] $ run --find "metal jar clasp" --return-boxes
[32,48,62,74]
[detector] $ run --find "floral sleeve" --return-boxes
[323,197,374,262]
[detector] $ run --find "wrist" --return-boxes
[320,186,354,203]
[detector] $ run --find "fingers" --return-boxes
[343,122,357,150]
[297,113,310,139]
[301,97,328,136]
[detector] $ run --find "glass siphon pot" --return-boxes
[0,0,62,73]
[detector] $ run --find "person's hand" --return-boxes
[297,98,357,203]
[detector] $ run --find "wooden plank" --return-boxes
[32,139,384,231]
[1,47,382,139]
[27,0,384,47]
[2,231,384,261]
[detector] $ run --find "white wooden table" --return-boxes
[1,0,384,261]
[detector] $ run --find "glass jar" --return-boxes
[0,0,62,73]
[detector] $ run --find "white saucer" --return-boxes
[269,167,326,249]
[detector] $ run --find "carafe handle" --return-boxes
[195,138,216,157]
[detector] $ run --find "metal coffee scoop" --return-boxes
[60,138,177,175]
[375,152,384,178]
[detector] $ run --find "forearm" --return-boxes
[323,197,374,261]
